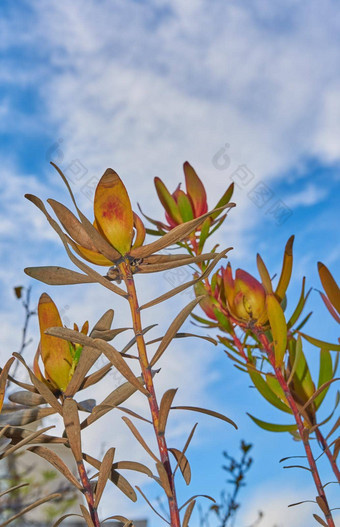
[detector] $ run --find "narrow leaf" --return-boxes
[171,406,237,429]
[28,446,82,490]
[112,460,153,477]
[169,448,191,484]
[275,236,294,301]
[299,333,340,351]
[80,504,95,527]
[81,377,144,429]
[173,423,198,476]
[45,327,148,396]
[1,493,61,527]
[156,462,173,498]
[158,389,178,435]
[183,499,196,527]
[24,266,95,285]
[95,447,115,507]
[247,367,292,413]
[247,413,297,432]
[122,416,160,462]
[256,254,273,293]
[266,294,287,367]
[136,486,169,523]
[0,358,15,413]
[151,297,204,366]
[318,262,340,314]
[83,453,137,502]
[8,390,45,406]
[63,398,82,463]
[131,204,234,259]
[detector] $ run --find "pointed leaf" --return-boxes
[275,236,294,301]
[95,447,115,507]
[315,350,333,409]
[287,277,311,329]
[169,448,191,484]
[266,293,287,367]
[45,327,149,396]
[154,177,182,224]
[156,462,173,498]
[183,161,207,217]
[0,358,14,413]
[150,297,204,366]
[256,254,273,294]
[183,499,196,527]
[83,453,137,502]
[171,406,237,429]
[247,367,292,413]
[299,333,340,351]
[24,266,95,285]
[8,390,45,406]
[112,460,153,477]
[0,407,56,426]
[121,416,160,463]
[247,413,297,432]
[81,377,144,429]
[63,398,82,463]
[28,446,82,490]
[136,486,169,523]
[80,505,95,527]
[0,493,61,527]
[158,389,177,435]
[130,204,234,259]
[318,262,340,314]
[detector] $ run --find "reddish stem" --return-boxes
[78,459,101,527]
[119,260,181,527]
[315,428,340,483]
[255,331,335,527]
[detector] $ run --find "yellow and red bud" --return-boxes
[155,162,208,230]
[34,293,85,393]
[194,278,221,321]
[222,264,267,325]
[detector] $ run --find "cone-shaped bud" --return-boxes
[94,169,134,255]
[222,264,267,325]
[154,162,208,229]
[35,293,86,392]
[194,277,221,320]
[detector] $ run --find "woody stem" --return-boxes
[255,331,335,527]
[119,259,181,527]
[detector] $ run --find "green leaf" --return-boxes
[247,413,297,433]
[266,294,287,366]
[198,218,211,252]
[275,236,294,301]
[318,262,340,314]
[299,333,340,352]
[287,277,311,329]
[247,367,292,414]
[256,254,273,293]
[177,192,194,222]
[315,350,333,409]
[211,183,234,220]
[213,307,232,332]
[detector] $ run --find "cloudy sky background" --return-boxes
[1,1,340,525]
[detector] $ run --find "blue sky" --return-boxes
[1,1,340,525]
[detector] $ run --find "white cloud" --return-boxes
[284,183,328,208]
